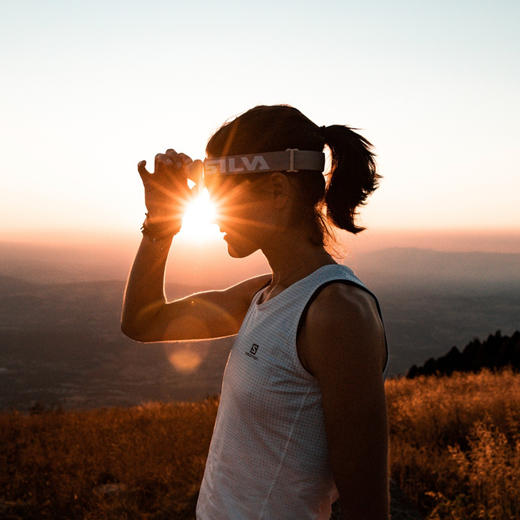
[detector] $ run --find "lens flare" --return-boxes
[168,348,202,374]
[177,187,222,242]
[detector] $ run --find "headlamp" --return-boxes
[203,149,325,177]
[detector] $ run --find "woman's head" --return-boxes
[205,104,382,257]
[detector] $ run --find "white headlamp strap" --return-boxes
[203,149,325,176]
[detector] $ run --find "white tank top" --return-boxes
[196,264,389,520]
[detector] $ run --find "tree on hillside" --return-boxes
[407,330,520,378]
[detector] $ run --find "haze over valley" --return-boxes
[1,234,519,410]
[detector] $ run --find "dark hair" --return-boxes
[206,104,382,247]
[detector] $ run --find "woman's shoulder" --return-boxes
[309,281,376,324]
[298,280,387,376]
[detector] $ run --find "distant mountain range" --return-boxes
[350,247,520,290]
[406,330,520,378]
[2,240,520,289]
[1,242,519,410]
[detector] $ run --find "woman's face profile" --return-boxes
[206,175,278,258]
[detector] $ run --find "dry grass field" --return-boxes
[1,367,519,519]
[387,367,520,519]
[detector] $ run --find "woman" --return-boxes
[121,104,390,519]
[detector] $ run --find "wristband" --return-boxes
[140,213,177,242]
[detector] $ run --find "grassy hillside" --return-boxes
[1,368,519,519]
[1,398,219,519]
[387,367,520,519]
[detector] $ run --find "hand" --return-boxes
[137,149,203,234]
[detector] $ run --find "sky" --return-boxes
[1,0,519,243]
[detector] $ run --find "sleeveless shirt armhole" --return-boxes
[295,279,389,376]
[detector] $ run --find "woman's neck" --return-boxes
[260,230,337,296]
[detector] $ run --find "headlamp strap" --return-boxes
[203,148,325,176]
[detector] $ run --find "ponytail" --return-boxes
[321,125,382,234]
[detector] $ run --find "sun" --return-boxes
[177,183,222,242]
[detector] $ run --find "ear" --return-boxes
[268,173,291,209]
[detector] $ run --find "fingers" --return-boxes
[165,150,194,169]
[154,153,175,177]
[137,160,150,183]
[177,153,193,166]
[139,150,200,192]
[165,149,183,169]
[187,159,204,185]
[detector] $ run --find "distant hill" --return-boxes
[0,274,38,293]
[406,330,520,378]
[0,239,268,287]
[352,247,520,291]
[2,240,520,289]
[2,244,520,408]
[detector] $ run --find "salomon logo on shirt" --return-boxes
[246,343,259,360]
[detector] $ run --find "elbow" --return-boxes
[120,321,150,342]
[121,302,167,342]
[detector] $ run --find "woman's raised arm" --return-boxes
[120,149,271,342]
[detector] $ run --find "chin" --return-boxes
[225,236,258,258]
[226,244,256,259]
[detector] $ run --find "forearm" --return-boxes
[121,232,174,337]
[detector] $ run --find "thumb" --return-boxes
[187,160,204,194]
